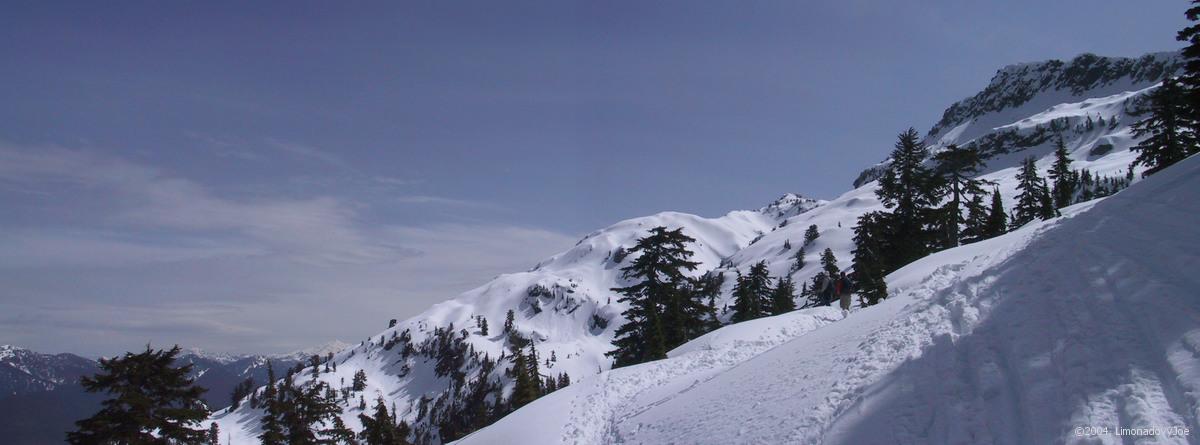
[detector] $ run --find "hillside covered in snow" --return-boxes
[211,50,1187,444]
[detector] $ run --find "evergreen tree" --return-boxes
[231,376,255,410]
[730,262,773,322]
[1047,137,1077,209]
[876,128,941,266]
[68,345,210,445]
[961,193,989,244]
[851,212,890,306]
[606,227,701,367]
[208,422,220,445]
[479,317,489,336]
[507,343,540,409]
[983,187,1008,238]
[1176,1,1200,127]
[803,224,820,246]
[503,309,516,335]
[770,276,797,315]
[1131,77,1196,176]
[819,248,840,278]
[352,369,368,392]
[359,397,410,445]
[1012,157,1054,227]
[259,364,286,445]
[931,144,987,248]
[789,245,806,273]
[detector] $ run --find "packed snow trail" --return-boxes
[459,155,1200,445]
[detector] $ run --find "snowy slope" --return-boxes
[457,149,1200,445]
[212,50,1184,444]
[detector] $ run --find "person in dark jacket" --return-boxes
[837,272,852,311]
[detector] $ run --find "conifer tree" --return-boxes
[731,261,773,322]
[770,276,797,315]
[68,345,210,445]
[820,248,840,278]
[851,212,890,306]
[932,144,987,248]
[1131,77,1196,176]
[803,224,820,246]
[876,128,941,266]
[507,343,540,409]
[503,309,516,335]
[961,193,989,244]
[983,187,1008,238]
[1176,1,1200,124]
[259,364,286,445]
[789,244,806,273]
[606,227,700,367]
[207,422,219,445]
[352,369,368,392]
[479,317,489,336]
[1012,157,1054,227]
[359,397,410,445]
[1047,137,1077,209]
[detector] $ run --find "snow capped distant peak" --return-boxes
[759,193,824,219]
[180,347,247,365]
[271,340,351,360]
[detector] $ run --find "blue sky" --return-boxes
[0,1,1186,355]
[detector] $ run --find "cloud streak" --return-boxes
[0,143,576,355]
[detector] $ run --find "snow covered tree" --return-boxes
[731,261,773,322]
[479,317,489,336]
[1047,137,1077,209]
[1131,77,1196,177]
[606,227,701,368]
[876,128,941,266]
[932,144,987,248]
[770,276,797,315]
[208,422,219,445]
[68,345,210,445]
[803,224,820,246]
[851,212,890,306]
[1012,157,1055,227]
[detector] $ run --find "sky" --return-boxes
[0,1,1187,356]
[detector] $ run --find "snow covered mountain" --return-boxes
[0,345,97,397]
[211,50,1184,444]
[459,142,1200,445]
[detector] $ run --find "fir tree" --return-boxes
[770,276,797,315]
[479,317,489,336]
[983,187,1008,238]
[68,345,210,445]
[1130,77,1196,176]
[789,244,806,273]
[851,212,890,306]
[1047,137,1077,209]
[876,128,941,266]
[819,248,840,278]
[961,193,989,244]
[730,261,773,322]
[1012,157,1054,227]
[507,343,540,409]
[803,224,820,246]
[1176,1,1200,126]
[503,309,516,335]
[932,144,987,248]
[208,422,220,445]
[606,227,701,367]
[359,397,410,445]
[352,369,368,392]
[259,364,286,445]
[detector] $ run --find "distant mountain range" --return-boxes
[0,341,349,445]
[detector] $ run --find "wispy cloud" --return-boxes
[0,143,576,355]
[265,138,352,170]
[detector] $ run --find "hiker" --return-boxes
[837,272,851,311]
